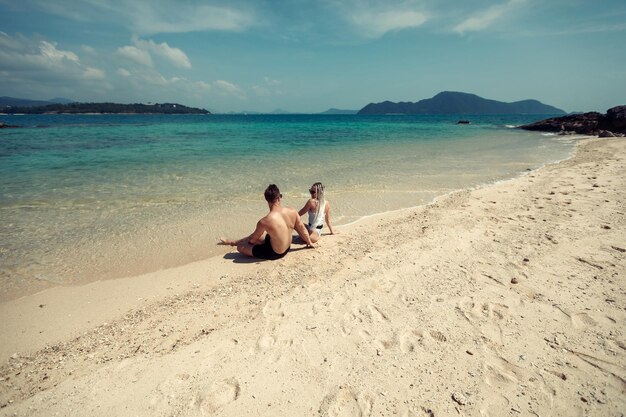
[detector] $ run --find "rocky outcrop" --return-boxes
[0,122,19,128]
[599,105,626,133]
[518,106,626,136]
[518,112,602,134]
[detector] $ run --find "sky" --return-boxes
[0,0,624,113]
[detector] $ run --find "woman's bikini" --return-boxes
[307,200,326,235]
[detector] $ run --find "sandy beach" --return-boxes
[0,137,624,416]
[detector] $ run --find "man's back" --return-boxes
[219,184,313,259]
[262,206,300,254]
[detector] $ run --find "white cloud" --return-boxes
[141,72,168,86]
[83,66,105,79]
[0,31,217,106]
[130,4,255,34]
[351,9,428,38]
[117,37,192,69]
[0,33,111,100]
[117,45,153,67]
[0,31,23,50]
[114,67,216,102]
[130,69,187,87]
[39,40,79,63]
[264,77,280,86]
[331,1,430,38]
[453,0,526,35]
[11,0,256,35]
[0,35,83,74]
[253,76,282,96]
[133,37,191,69]
[252,85,270,96]
[214,80,240,93]
[81,44,96,54]
[195,81,212,91]
[213,80,245,98]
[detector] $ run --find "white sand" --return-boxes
[1,137,624,416]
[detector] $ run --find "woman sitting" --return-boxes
[298,182,335,243]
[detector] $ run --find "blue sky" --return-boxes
[0,0,624,113]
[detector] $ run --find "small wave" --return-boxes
[505,124,518,128]
[541,132,556,136]
[552,137,576,144]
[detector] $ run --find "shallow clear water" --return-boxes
[0,113,578,299]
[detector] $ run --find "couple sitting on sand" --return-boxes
[219,183,335,260]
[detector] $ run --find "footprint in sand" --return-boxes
[262,299,285,321]
[368,304,389,322]
[319,386,373,417]
[192,378,240,415]
[484,303,508,321]
[254,334,292,363]
[373,336,396,352]
[151,375,191,408]
[347,303,390,325]
[428,330,447,343]
[358,328,373,342]
[399,330,424,353]
[256,335,276,351]
[572,312,597,328]
[552,305,598,328]
[457,298,478,321]
[482,356,556,412]
[483,356,521,390]
[457,298,506,344]
[479,393,511,417]
[340,304,388,336]
[339,309,362,336]
[399,329,447,352]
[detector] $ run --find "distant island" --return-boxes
[1,102,210,115]
[358,91,565,115]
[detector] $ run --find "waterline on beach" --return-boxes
[0,114,579,300]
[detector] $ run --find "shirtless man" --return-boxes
[219,184,314,259]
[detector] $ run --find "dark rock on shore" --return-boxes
[600,105,626,133]
[518,106,626,136]
[518,112,602,134]
[456,120,471,124]
[599,130,618,138]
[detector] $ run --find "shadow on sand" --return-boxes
[222,241,311,263]
[222,252,263,264]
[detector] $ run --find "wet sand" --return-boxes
[0,137,624,416]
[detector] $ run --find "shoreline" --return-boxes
[0,135,585,303]
[297,135,587,235]
[0,115,579,301]
[0,137,594,337]
[1,137,624,416]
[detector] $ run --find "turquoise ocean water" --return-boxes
[0,114,579,299]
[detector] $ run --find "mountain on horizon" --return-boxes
[48,97,75,104]
[1,96,75,108]
[319,108,358,115]
[270,109,292,114]
[358,92,566,115]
